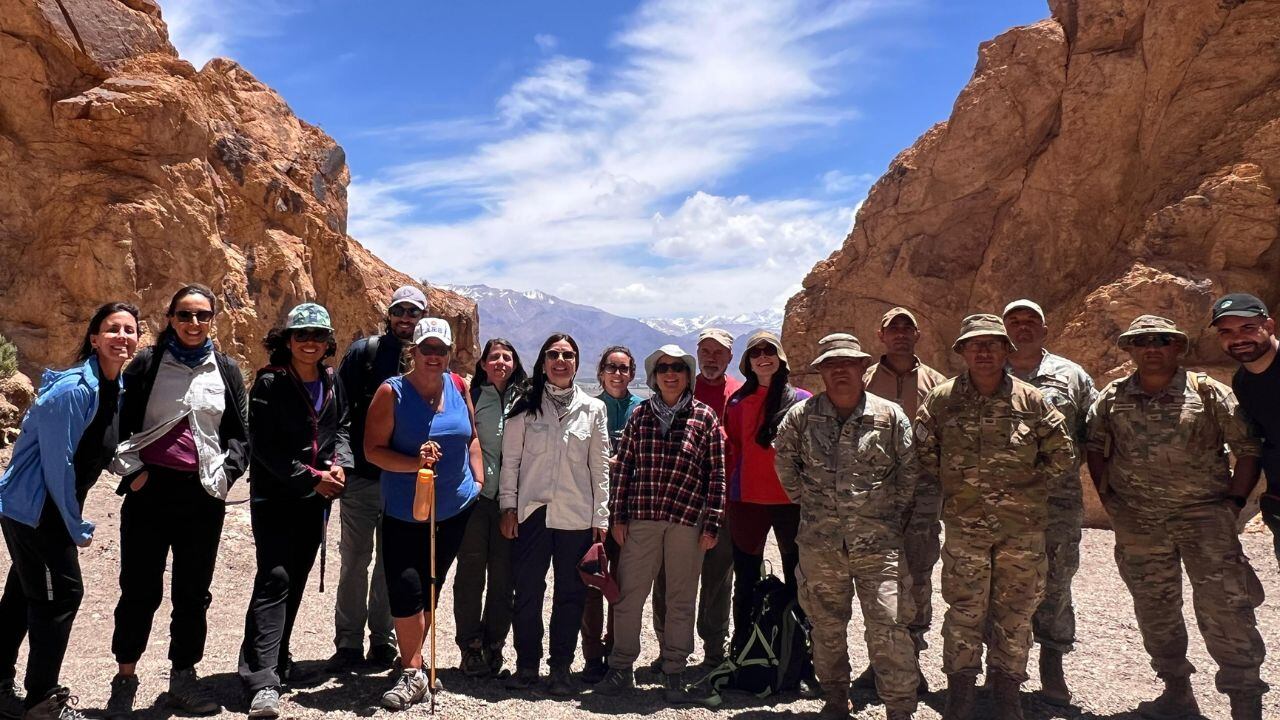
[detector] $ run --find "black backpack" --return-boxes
[705,568,815,698]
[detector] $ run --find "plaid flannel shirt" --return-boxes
[610,397,726,537]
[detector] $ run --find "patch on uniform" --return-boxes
[915,422,929,442]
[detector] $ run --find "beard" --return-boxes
[1227,341,1270,363]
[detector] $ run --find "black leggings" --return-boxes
[382,507,474,618]
[0,500,83,708]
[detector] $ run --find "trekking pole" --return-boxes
[413,450,444,713]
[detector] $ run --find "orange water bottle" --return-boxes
[413,466,435,522]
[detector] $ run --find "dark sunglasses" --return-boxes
[173,309,214,324]
[601,363,631,375]
[654,362,687,375]
[389,304,424,319]
[417,342,450,356]
[545,350,577,361]
[747,344,778,359]
[1129,334,1176,348]
[293,328,332,343]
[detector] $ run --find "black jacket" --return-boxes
[116,344,250,494]
[337,333,406,479]
[248,363,353,500]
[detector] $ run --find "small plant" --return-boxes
[0,334,15,379]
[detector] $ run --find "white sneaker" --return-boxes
[380,669,428,710]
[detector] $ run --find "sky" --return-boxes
[162,0,1048,319]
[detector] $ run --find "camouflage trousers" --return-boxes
[902,483,941,654]
[1107,496,1268,697]
[1032,491,1081,653]
[941,527,1046,682]
[796,536,918,713]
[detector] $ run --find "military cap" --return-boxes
[739,330,788,375]
[952,313,1016,353]
[811,333,871,368]
[1116,315,1188,349]
[880,307,918,328]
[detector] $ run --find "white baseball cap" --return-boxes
[412,317,453,347]
[1002,299,1045,322]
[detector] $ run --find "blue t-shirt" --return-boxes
[381,374,479,522]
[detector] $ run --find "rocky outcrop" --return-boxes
[0,0,477,378]
[785,0,1280,386]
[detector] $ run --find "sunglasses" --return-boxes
[417,342,450,356]
[389,304,424,319]
[748,345,779,359]
[545,350,577,361]
[1129,334,1176,348]
[173,309,214,324]
[654,362,687,375]
[293,328,332,343]
[601,363,631,375]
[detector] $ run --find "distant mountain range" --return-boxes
[442,284,783,381]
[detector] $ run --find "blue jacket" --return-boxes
[0,357,116,545]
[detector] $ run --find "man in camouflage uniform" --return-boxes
[1086,315,1267,720]
[914,314,1072,720]
[774,333,919,720]
[1000,299,1097,705]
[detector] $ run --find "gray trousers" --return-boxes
[333,476,395,651]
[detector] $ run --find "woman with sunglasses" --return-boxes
[723,330,811,654]
[364,318,482,710]
[107,285,249,719]
[0,302,140,720]
[453,338,527,678]
[238,304,351,718]
[498,333,609,697]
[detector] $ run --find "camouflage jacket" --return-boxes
[773,392,918,550]
[1007,350,1097,499]
[915,372,1073,535]
[1085,369,1261,514]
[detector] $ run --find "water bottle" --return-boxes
[413,467,435,522]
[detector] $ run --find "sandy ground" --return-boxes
[2,478,1278,720]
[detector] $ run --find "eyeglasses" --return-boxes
[417,342,450,356]
[601,363,631,375]
[545,350,577,361]
[747,345,778,359]
[1129,334,1176,348]
[173,310,214,324]
[389,304,424,319]
[293,329,332,343]
[653,362,687,375]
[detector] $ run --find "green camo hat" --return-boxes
[1116,314,1188,349]
[810,333,872,368]
[952,313,1016,353]
[285,302,332,331]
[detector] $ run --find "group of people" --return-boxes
[0,283,1275,720]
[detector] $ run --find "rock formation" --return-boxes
[0,0,477,378]
[785,0,1280,386]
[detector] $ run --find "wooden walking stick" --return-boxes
[413,450,444,712]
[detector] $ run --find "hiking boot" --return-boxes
[661,672,688,704]
[580,658,609,685]
[546,666,575,697]
[104,675,138,720]
[277,657,320,688]
[166,668,220,715]
[593,667,634,696]
[692,655,726,676]
[0,680,22,720]
[798,676,821,699]
[246,687,280,719]
[22,687,84,720]
[324,647,365,674]
[816,698,852,720]
[1038,648,1070,706]
[886,710,915,720]
[943,674,977,720]
[1229,693,1263,720]
[991,673,1025,720]
[380,668,428,710]
[1136,677,1199,720]
[504,667,539,691]
[645,657,664,675]
[486,648,509,679]
[851,665,877,691]
[679,674,722,708]
[366,644,399,670]
[459,645,488,678]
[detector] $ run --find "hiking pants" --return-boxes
[651,511,732,663]
[510,507,591,671]
[727,501,800,652]
[452,496,514,654]
[610,520,704,675]
[333,474,395,652]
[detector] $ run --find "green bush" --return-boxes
[0,334,16,379]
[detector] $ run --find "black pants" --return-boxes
[382,507,473,618]
[728,502,801,654]
[452,496,514,652]
[112,468,225,669]
[0,500,83,707]
[238,496,327,692]
[511,506,591,671]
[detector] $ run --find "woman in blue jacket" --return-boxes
[0,302,141,720]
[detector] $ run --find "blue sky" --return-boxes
[163,0,1047,319]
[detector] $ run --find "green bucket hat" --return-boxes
[285,302,333,331]
[810,333,872,368]
[952,313,1016,353]
[1116,314,1189,349]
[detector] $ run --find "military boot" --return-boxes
[943,674,977,720]
[1229,694,1263,720]
[1038,648,1070,706]
[991,673,1025,720]
[1136,677,1199,720]
[816,696,851,720]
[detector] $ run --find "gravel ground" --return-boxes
[2,478,1277,720]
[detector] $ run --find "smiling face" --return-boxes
[543,339,578,387]
[1125,334,1183,376]
[93,311,140,366]
[388,302,422,340]
[168,293,214,348]
[654,354,690,400]
[483,343,516,387]
[697,339,731,381]
[877,315,920,355]
[747,341,780,383]
[1003,309,1047,351]
[414,337,451,375]
[1215,315,1276,363]
[599,351,634,398]
[960,336,1010,375]
[288,328,332,367]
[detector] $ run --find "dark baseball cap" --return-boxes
[1210,293,1268,325]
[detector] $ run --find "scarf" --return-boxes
[650,389,692,436]
[545,382,576,420]
[166,334,214,368]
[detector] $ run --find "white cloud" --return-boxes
[534,34,559,52]
[162,0,296,67]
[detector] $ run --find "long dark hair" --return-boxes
[731,355,797,449]
[508,333,579,419]
[471,338,528,404]
[76,302,142,362]
[158,283,217,346]
[262,327,337,368]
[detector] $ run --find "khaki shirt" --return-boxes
[1086,369,1261,515]
[1007,349,1097,500]
[863,356,946,421]
[915,372,1074,535]
[774,392,918,551]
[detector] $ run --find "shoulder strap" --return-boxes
[363,335,381,373]
[452,372,466,395]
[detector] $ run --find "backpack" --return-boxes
[704,567,815,699]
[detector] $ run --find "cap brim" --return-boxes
[810,350,871,368]
[1117,329,1188,348]
[1211,310,1267,324]
[952,332,1016,354]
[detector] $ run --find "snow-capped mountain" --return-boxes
[641,309,783,337]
